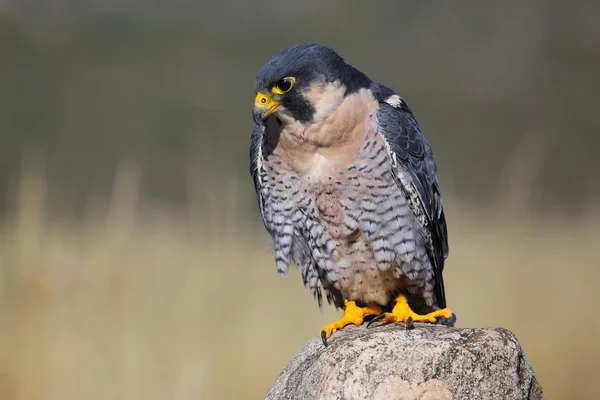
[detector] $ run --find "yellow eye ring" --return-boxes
[272,77,295,95]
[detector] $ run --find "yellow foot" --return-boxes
[367,295,454,329]
[320,300,382,347]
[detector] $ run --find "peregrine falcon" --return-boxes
[249,44,455,346]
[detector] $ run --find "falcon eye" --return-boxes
[277,78,293,92]
[272,77,295,95]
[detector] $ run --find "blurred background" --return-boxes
[1,1,599,399]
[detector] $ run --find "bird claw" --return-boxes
[366,313,387,329]
[319,300,382,347]
[321,330,328,347]
[438,312,457,327]
[366,313,419,330]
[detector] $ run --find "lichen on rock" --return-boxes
[266,324,543,400]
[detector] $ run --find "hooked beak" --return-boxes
[253,92,281,124]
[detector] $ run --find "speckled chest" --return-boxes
[266,158,355,235]
[261,118,393,240]
[261,123,413,305]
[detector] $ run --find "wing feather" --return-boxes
[249,123,270,231]
[372,83,449,308]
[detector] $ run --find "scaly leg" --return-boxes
[367,294,454,329]
[320,300,382,347]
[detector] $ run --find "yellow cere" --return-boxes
[254,92,281,117]
[255,92,270,105]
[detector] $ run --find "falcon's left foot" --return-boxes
[367,294,454,329]
[320,300,382,347]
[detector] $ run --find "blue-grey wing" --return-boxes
[372,83,449,308]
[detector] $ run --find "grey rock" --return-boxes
[266,324,543,400]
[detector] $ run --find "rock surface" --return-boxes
[266,324,543,400]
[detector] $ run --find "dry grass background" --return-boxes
[1,3,599,399]
[0,156,599,400]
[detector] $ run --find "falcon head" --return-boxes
[252,44,371,125]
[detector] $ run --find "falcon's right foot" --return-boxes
[320,300,382,347]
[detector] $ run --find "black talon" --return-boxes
[405,316,414,329]
[366,313,387,328]
[438,311,457,327]
[446,312,457,327]
[321,330,328,347]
